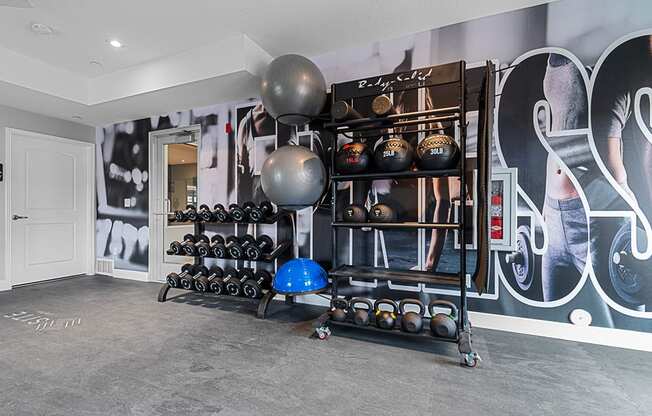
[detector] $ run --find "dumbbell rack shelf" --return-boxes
[165,240,292,263]
[167,209,291,225]
[315,59,493,368]
[158,207,293,319]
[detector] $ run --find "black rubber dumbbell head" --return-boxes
[246,235,274,261]
[228,235,256,259]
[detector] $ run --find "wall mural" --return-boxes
[97,0,652,332]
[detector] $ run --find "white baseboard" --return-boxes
[110,268,150,282]
[0,280,11,292]
[292,295,652,352]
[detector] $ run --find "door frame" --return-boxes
[2,128,96,289]
[148,125,201,283]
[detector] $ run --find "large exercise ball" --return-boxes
[260,54,327,126]
[261,145,327,209]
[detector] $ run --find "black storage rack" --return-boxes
[157,209,293,319]
[314,60,493,367]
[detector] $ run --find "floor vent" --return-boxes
[96,258,114,275]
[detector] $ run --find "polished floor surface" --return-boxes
[0,275,650,416]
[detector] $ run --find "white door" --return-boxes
[8,129,93,286]
[149,126,201,282]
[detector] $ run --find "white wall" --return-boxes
[0,104,94,289]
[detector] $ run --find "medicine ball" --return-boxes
[416,134,460,170]
[342,204,368,222]
[369,203,397,223]
[335,141,372,174]
[374,137,413,172]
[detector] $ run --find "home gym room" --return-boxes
[1,1,652,415]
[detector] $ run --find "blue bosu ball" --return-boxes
[273,258,328,295]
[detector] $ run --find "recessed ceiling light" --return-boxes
[71,115,83,120]
[109,39,122,48]
[30,22,54,35]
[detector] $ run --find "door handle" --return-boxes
[12,215,28,220]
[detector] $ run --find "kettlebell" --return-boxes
[335,141,372,174]
[368,203,397,223]
[343,204,368,222]
[374,298,398,330]
[330,298,349,322]
[399,299,425,333]
[428,300,458,338]
[416,134,460,170]
[350,298,373,326]
[373,137,413,172]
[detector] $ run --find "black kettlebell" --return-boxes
[330,298,349,322]
[374,137,413,172]
[374,299,398,330]
[399,299,425,333]
[335,141,372,174]
[350,298,373,326]
[342,204,368,222]
[368,203,397,223]
[428,300,458,338]
[416,134,460,170]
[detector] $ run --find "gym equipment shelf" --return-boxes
[315,59,494,367]
[332,222,461,230]
[329,265,460,287]
[331,168,460,182]
[167,209,290,225]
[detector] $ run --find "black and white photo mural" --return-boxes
[97,0,652,332]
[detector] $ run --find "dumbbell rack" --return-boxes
[315,60,493,367]
[156,209,292,319]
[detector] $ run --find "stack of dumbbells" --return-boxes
[167,233,276,261]
[172,201,277,223]
[165,264,272,299]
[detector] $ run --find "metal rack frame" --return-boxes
[315,60,493,367]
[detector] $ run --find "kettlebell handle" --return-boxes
[373,298,398,314]
[428,299,458,318]
[350,297,372,312]
[398,299,425,316]
[331,297,349,310]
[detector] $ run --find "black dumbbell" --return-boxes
[230,268,255,296]
[197,204,214,222]
[195,235,214,257]
[212,204,230,222]
[246,235,274,261]
[208,235,226,258]
[222,267,242,296]
[242,270,272,299]
[183,234,210,256]
[174,205,197,222]
[248,201,275,223]
[166,264,195,288]
[222,236,242,258]
[168,234,196,256]
[180,265,208,290]
[229,204,247,222]
[195,265,223,293]
[228,235,256,259]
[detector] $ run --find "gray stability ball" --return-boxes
[261,145,327,209]
[260,54,327,126]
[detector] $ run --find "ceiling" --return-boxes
[168,143,197,166]
[0,0,554,125]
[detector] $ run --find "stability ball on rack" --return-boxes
[260,54,327,126]
[261,145,327,209]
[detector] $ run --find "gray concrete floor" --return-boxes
[0,275,650,416]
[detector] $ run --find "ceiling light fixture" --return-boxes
[30,22,54,35]
[109,39,122,48]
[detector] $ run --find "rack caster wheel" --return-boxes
[461,352,481,368]
[314,326,331,340]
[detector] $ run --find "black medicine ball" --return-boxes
[368,203,397,223]
[373,137,413,172]
[335,141,372,174]
[342,204,368,222]
[416,134,460,170]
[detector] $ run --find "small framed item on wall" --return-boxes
[489,167,517,251]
